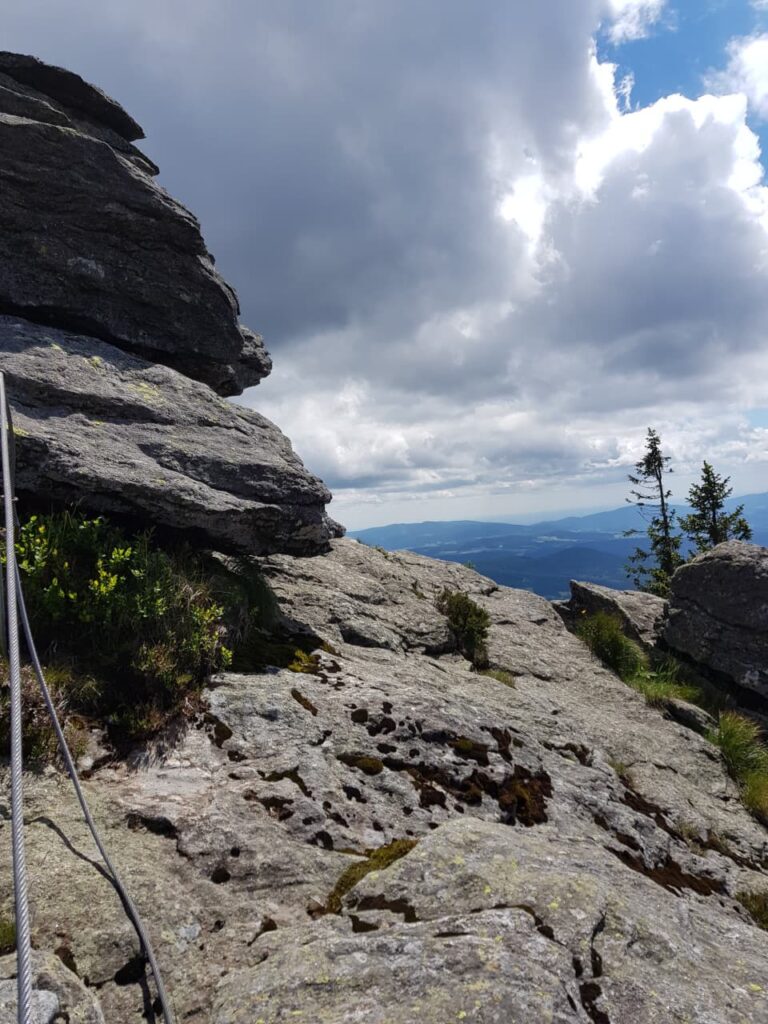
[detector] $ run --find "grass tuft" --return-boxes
[736,890,768,930]
[479,668,517,688]
[576,612,647,682]
[708,712,768,821]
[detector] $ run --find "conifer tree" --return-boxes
[624,428,684,597]
[679,461,751,552]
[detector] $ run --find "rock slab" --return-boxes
[3,542,765,1022]
[0,315,339,554]
[665,541,768,700]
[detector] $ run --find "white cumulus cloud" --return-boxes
[710,33,768,120]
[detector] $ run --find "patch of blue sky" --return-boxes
[745,408,768,428]
[599,0,767,169]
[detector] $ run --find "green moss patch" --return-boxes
[326,838,418,914]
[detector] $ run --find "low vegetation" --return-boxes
[325,838,418,914]
[0,917,15,956]
[0,660,88,764]
[576,610,718,711]
[708,712,768,821]
[577,611,768,822]
[575,611,646,682]
[479,667,517,688]
[736,890,768,931]
[436,588,490,668]
[1,509,276,745]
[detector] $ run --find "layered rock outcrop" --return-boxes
[665,541,768,701]
[0,52,338,554]
[1,541,766,1022]
[1,316,333,554]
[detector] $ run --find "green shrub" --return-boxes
[576,611,646,682]
[708,712,768,820]
[436,589,490,667]
[4,511,237,739]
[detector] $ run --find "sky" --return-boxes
[5,0,768,529]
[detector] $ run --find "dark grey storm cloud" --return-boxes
[5,1,768,526]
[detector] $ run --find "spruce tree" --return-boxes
[679,461,751,552]
[624,428,684,597]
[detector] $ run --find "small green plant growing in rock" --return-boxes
[708,712,768,820]
[287,649,321,674]
[436,589,490,668]
[576,613,713,709]
[325,838,418,914]
[479,668,516,688]
[0,917,15,955]
[576,612,646,682]
[736,890,768,931]
[0,660,88,763]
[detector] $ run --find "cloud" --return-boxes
[604,0,668,43]
[710,33,768,120]
[4,1,768,527]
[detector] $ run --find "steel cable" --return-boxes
[0,373,33,1024]
[0,371,174,1024]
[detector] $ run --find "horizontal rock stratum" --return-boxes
[0,52,340,554]
[1,542,766,1022]
[1,316,337,554]
[0,52,268,395]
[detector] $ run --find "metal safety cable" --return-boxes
[1,372,174,1024]
[14,565,175,1024]
[0,372,33,1024]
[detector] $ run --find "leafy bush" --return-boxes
[436,589,490,667]
[576,611,646,682]
[3,511,240,738]
[708,712,768,820]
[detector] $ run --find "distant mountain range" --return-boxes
[349,492,768,600]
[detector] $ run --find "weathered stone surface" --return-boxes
[0,109,268,394]
[0,51,143,140]
[0,953,104,1023]
[1,542,766,1021]
[215,817,768,1024]
[665,541,768,700]
[0,315,339,554]
[0,70,158,176]
[564,579,667,651]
